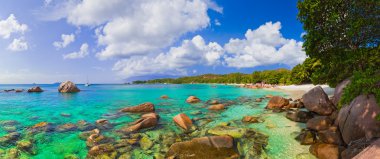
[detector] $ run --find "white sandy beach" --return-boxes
[267,84,335,99]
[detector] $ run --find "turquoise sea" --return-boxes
[0,84,311,159]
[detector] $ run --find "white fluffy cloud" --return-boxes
[7,37,28,52]
[112,22,306,79]
[53,33,75,49]
[113,35,224,78]
[56,0,220,59]
[43,1,305,79]
[63,43,89,59]
[224,22,306,68]
[0,14,28,39]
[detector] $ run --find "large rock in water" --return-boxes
[120,102,155,113]
[306,116,332,131]
[58,81,80,93]
[318,126,344,146]
[166,136,239,159]
[286,110,314,123]
[28,122,54,133]
[266,96,289,109]
[173,113,193,131]
[208,104,225,110]
[335,94,380,145]
[302,86,335,115]
[309,143,340,159]
[120,113,158,133]
[27,87,43,92]
[332,79,351,106]
[186,96,201,103]
[295,129,316,145]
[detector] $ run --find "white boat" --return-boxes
[85,76,91,87]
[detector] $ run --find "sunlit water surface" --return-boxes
[0,84,311,159]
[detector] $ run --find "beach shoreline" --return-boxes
[264,84,334,99]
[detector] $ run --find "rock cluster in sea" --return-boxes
[0,94,272,158]
[1,80,81,94]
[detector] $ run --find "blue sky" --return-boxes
[0,0,305,84]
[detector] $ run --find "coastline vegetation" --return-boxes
[297,0,380,106]
[132,57,320,85]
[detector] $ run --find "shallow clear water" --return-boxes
[0,84,309,158]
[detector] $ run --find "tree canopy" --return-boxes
[297,0,380,105]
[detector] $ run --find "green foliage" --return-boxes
[298,0,380,106]
[339,69,380,108]
[298,0,380,86]
[134,69,296,85]
[290,58,321,84]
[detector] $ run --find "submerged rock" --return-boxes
[77,120,96,131]
[266,96,289,109]
[302,86,335,115]
[27,86,43,93]
[120,102,155,113]
[238,130,269,159]
[190,110,202,115]
[265,94,273,98]
[4,89,15,92]
[29,122,54,133]
[208,126,246,138]
[208,104,225,110]
[64,154,80,159]
[186,96,201,103]
[58,81,80,93]
[120,113,158,133]
[173,113,193,131]
[209,100,219,105]
[87,143,117,159]
[16,140,36,155]
[160,95,169,99]
[166,136,239,159]
[0,132,21,146]
[0,120,19,126]
[86,133,113,148]
[95,119,113,130]
[335,94,380,145]
[56,123,78,132]
[6,148,19,159]
[79,129,100,140]
[60,113,71,117]
[3,126,17,133]
[241,116,262,123]
[140,135,153,150]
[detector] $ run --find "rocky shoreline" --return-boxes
[265,81,380,159]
